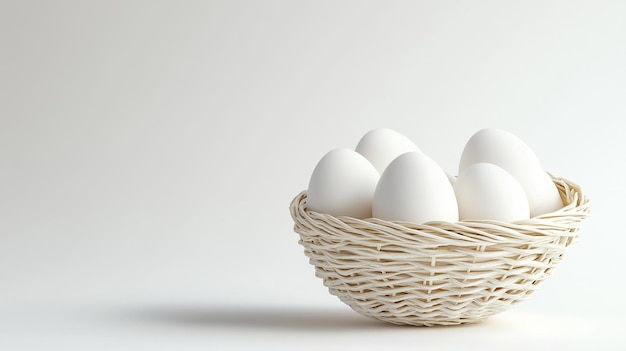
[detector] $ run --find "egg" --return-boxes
[373,152,458,223]
[454,163,530,222]
[307,148,380,218]
[355,128,421,174]
[459,128,563,217]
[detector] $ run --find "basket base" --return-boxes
[333,288,524,327]
[352,308,491,327]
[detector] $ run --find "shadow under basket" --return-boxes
[289,176,590,326]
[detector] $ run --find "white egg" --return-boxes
[454,163,530,222]
[355,128,421,174]
[459,128,563,217]
[307,148,380,219]
[533,171,565,216]
[373,152,458,223]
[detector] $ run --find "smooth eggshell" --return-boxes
[355,128,421,174]
[373,152,458,223]
[454,163,530,222]
[458,128,563,217]
[307,148,380,219]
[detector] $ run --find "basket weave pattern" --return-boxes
[290,177,590,326]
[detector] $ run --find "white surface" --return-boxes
[1,302,624,351]
[1,1,625,350]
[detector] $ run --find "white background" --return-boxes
[1,1,625,350]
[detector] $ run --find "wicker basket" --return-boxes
[290,176,590,326]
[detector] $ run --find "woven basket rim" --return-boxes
[290,175,590,245]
